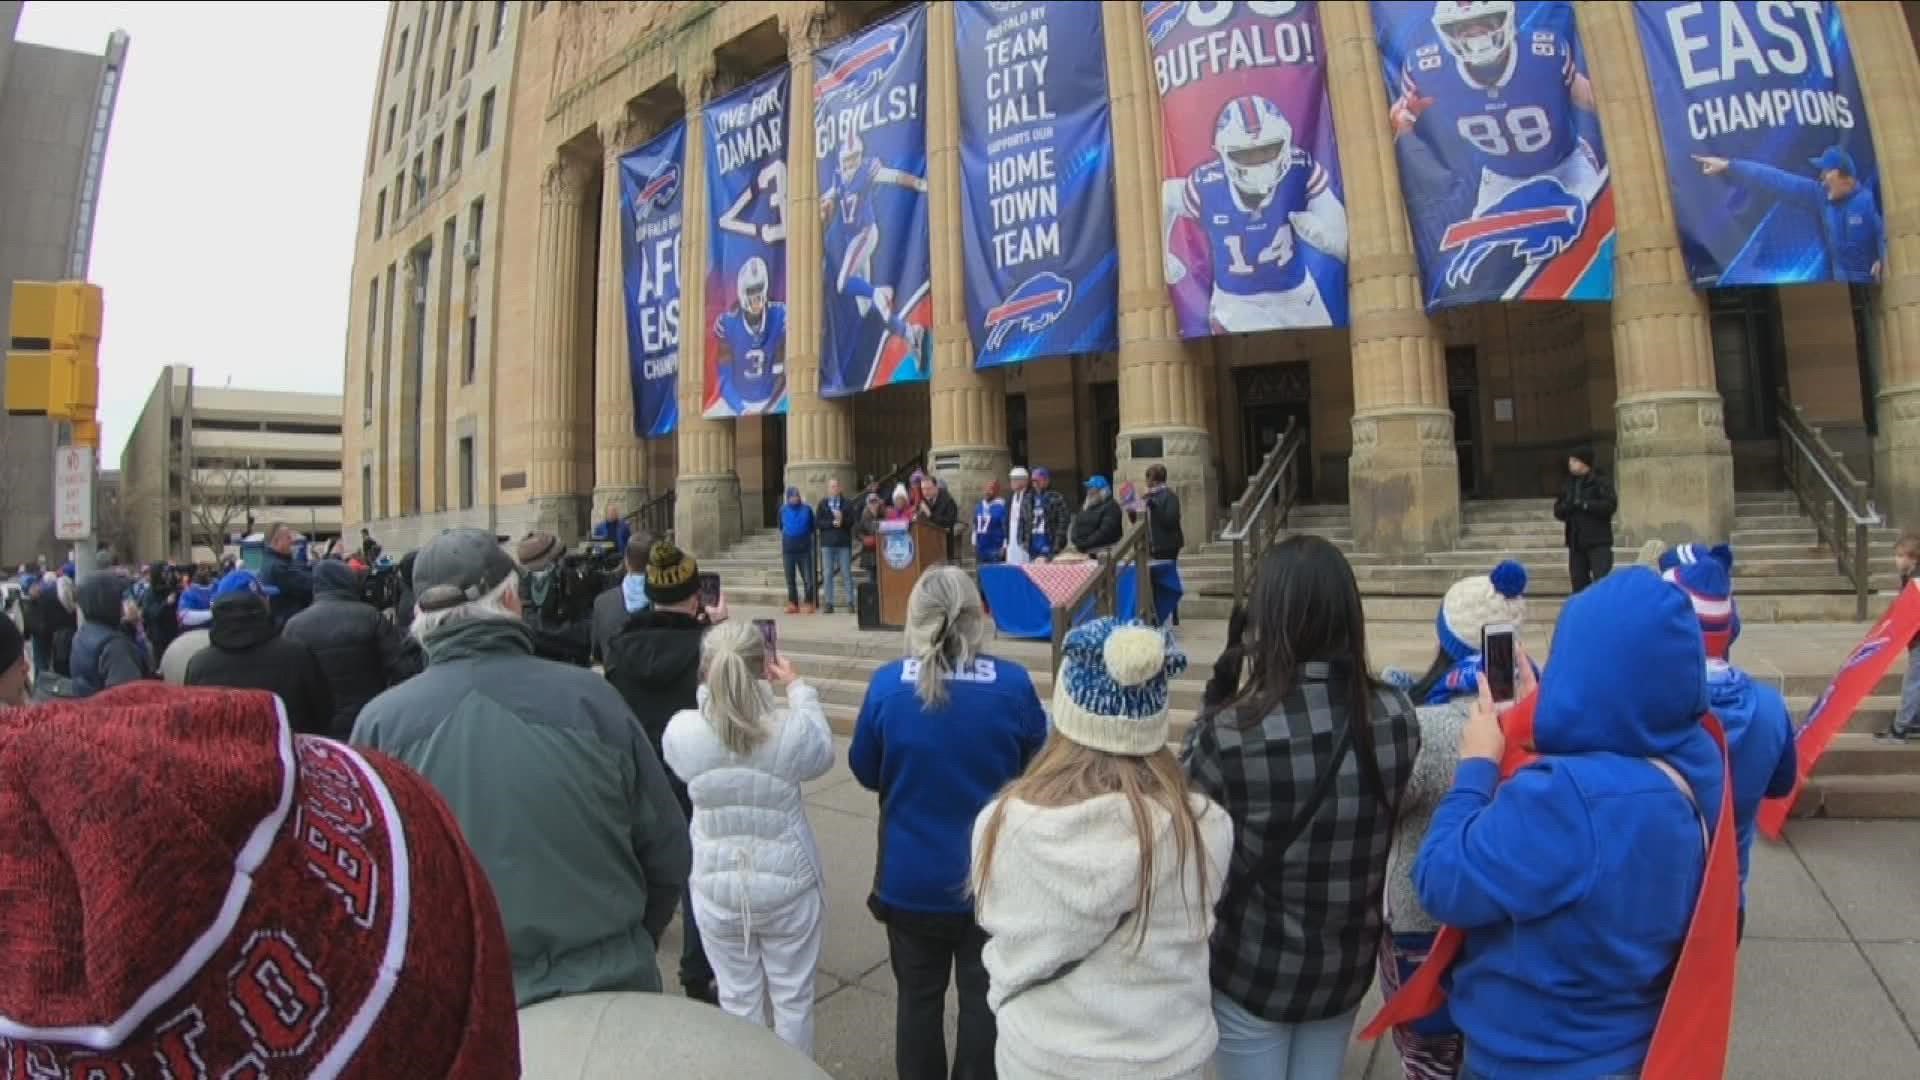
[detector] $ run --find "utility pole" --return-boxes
[5,281,104,580]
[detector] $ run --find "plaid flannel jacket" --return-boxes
[1184,661,1420,1023]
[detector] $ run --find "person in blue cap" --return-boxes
[184,568,333,735]
[1071,476,1124,556]
[1694,144,1885,283]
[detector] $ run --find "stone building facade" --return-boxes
[344,1,1920,559]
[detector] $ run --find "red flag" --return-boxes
[1757,580,1920,839]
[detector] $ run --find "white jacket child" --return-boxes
[972,790,1233,1079]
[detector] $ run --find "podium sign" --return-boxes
[876,519,948,629]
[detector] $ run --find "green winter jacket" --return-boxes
[350,617,691,1006]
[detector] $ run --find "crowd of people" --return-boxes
[2,484,1918,1080]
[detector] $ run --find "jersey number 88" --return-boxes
[1456,106,1552,156]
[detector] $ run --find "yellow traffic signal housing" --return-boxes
[6,281,102,423]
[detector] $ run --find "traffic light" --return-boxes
[6,280,102,447]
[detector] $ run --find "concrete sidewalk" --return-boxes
[650,735,1920,1079]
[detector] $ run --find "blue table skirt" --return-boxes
[979,562,1185,640]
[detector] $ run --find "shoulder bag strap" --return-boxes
[996,910,1132,1009]
[1225,723,1355,910]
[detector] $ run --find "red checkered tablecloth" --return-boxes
[1020,562,1102,607]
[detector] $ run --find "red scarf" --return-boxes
[1362,694,1741,1080]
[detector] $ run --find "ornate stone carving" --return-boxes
[1617,402,1661,438]
[1349,417,1379,450]
[1696,398,1724,432]
[542,157,593,204]
[1417,413,1454,446]
[601,115,641,164]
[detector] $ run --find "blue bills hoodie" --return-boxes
[780,490,816,556]
[1709,663,1798,895]
[1414,569,1723,1080]
[850,654,1048,915]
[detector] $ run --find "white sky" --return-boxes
[17,2,388,464]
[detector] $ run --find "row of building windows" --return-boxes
[374,90,494,239]
[373,2,508,176]
[362,433,477,524]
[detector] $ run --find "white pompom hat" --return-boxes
[1436,560,1530,660]
[1050,617,1190,756]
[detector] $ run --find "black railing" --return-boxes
[1776,389,1880,620]
[865,450,928,503]
[1222,418,1307,604]
[1049,517,1156,675]
[627,489,677,545]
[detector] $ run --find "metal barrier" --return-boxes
[1775,390,1881,620]
[1221,418,1307,604]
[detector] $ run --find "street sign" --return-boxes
[53,446,94,541]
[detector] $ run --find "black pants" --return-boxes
[887,914,996,1080]
[670,778,713,991]
[1569,543,1614,593]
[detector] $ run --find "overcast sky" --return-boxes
[17,2,387,464]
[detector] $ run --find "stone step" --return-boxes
[1791,774,1920,819]
[1821,733,1920,775]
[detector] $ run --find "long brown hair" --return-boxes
[972,732,1214,946]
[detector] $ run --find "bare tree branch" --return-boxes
[188,461,267,556]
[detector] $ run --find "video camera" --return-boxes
[547,543,624,626]
[361,562,402,612]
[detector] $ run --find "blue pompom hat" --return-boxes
[1436,560,1529,662]
[1657,542,1738,660]
[1051,617,1190,756]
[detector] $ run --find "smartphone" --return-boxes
[1482,623,1518,705]
[753,617,779,664]
[697,572,722,609]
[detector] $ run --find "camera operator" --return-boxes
[285,559,425,739]
[516,533,598,667]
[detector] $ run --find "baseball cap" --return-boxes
[415,527,518,613]
[1085,475,1111,491]
[1009,467,1030,480]
[213,568,277,599]
[1810,146,1856,176]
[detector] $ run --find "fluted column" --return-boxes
[928,1,1010,502]
[1576,2,1732,543]
[1104,2,1215,546]
[783,5,860,501]
[1842,0,1920,528]
[673,59,744,555]
[1323,1,1457,556]
[594,117,649,525]
[529,154,595,541]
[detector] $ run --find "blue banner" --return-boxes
[1635,1,1883,287]
[703,67,791,418]
[814,4,932,396]
[957,0,1119,368]
[620,122,684,439]
[1373,0,1614,312]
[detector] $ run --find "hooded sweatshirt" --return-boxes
[184,594,334,736]
[1414,569,1722,1080]
[1709,662,1798,895]
[780,492,816,555]
[69,575,146,698]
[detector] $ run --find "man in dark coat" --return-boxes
[1554,446,1619,593]
[30,574,73,675]
[185,569,333,735]
[1142,463,1185,561]
[590,537,652,667]
[283,560,423,738]
[1027,467,1073,562]
[1071,476,1124,555]
[260,524,315,624]
[69,573,147,697]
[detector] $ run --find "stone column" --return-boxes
[593,116,649,525]
[673,60,744,556]
[1103,2,1215,547]
[1323,1,1458,556]
[1842,0,1920,528]
[782,6,860,500]
[529,153,595,541]
[1576,3,1733,543]
[926,0,1009,502]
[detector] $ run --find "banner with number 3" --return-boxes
[704,67,792,418]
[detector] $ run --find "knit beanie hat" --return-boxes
[645,541,700,605]
[1050,617,1189,756]
[1437,560,1529,661]
[1571,445,1596,468]
[1658,542,1739,660]
[0,684,520,1076]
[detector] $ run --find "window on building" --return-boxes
[465,21,479,72]
[374,190,386,238]
[450,115,466,172]
[393,172,404,224]
[412,155,426,205]
[464,313,478,384]
[422,69,434,113]
[443,46,455,92]
[478,90,496,151]
[365,279,379,421]
[363,465,374,520]
[429,137,444,191]
[394,29,408,73]
[451,1,463,21]
[432,2,445,39]
[383,105,396,153]
[536,2,549,14]
[403,84,415,132]
[468,197,484,259]
[459,437,475,509]
[492,2,508,48]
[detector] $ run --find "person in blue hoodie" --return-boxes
[779,486,817,614]
[850,565,1048,1080]
[1415,568,1724,1080]
[1658,542,1796,931]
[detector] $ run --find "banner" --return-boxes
[703,67,791,418]
[814,5,932,396]
[1759,580,1920,838]
[1144,0,1348,335]
[1373,1,1614,312]
[1635,1,1884,287]
[619,122,685,439]
[957,0,1120,369]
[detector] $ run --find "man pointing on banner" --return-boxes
[1693,146,1884,283]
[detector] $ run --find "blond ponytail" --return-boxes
[904,565,987,709]
[700,620,772,756]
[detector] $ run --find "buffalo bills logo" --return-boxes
[1844,635,1892,672]
[636,164,680,217]
[817,22,909,109]
[985,272,1073,350]
[1440,178,1586,288]
[1143,0,1189,46]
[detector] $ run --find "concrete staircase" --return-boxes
[697,491,1905,624]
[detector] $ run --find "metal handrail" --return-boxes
[1225,422,1308,603]
[1049,517,1156,675]
[867,451,929,502]
[626,489,677,544]
[1775,391,1881,619]
[1222,417,1299,541]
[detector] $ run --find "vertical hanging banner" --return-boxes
[1145,0,1349,336]
[957,0,1120,369]
[814,4,932,397]
[620,121,685,439]
[703,67,791,418]
[1634,1,1883,287]
[1373,1,1615,312]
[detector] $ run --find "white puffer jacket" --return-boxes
[663,680,834,918]
[972,792,1233,1080]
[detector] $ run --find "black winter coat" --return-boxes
[1071,497,1124,553]
[816,496,857,548]
[282,571,423,739]
[1145,487,1185,560]
[261,549,314,625]
[186,594,334,736]
[32,588,73,666]
[601,606,705,754]
[1553,470,1618,550]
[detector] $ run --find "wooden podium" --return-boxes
[877,519,948,629]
